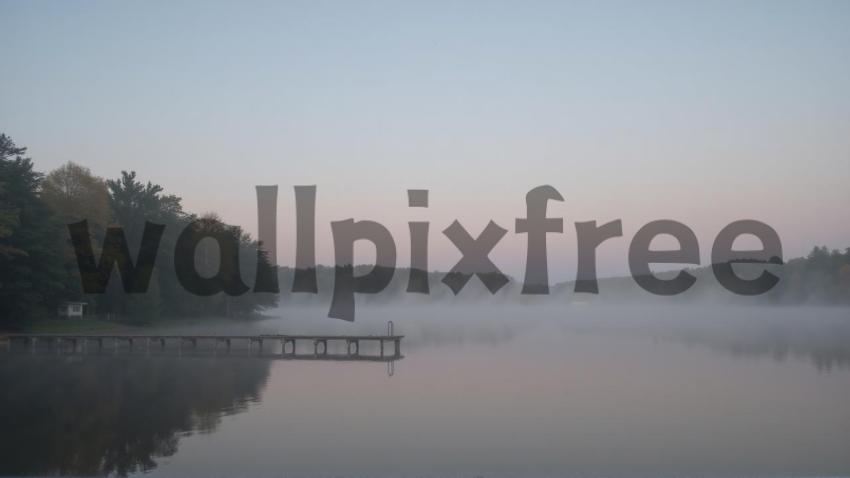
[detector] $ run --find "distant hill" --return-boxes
[275,246,850,306]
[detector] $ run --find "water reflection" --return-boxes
[551,306,850,371]
[1,306,849,476]
[0,355,269,476]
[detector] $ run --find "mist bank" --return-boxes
[139,304,850,376]
[275,245,850,308]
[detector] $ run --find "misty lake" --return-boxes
[2,305,849,477]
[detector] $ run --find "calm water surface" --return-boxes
[1,306,849,477]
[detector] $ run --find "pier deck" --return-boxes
[0,333,404,361]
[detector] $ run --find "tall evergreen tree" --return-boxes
[0,134,64,322]
[100,171,187,320]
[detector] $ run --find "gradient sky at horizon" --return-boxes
[2,0,849,280]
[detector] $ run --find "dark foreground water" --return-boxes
[1,305,849,477]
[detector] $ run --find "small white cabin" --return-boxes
[58,301,87,319]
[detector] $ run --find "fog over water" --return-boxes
[3,304,849,477]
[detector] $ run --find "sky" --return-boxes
[1,0,849,280]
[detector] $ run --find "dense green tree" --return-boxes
[0,183,22,259]
[0,134,64,322]
[100,171,187,320]
[165,213,278,317]
[99,172,276,320]
[107,171,184,237]
[202,213,278,317]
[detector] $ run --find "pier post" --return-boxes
[347,339,359,356]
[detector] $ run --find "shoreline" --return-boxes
[1,314,273,335]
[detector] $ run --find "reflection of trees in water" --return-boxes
[560,317,850,372]
[0,356,270,476]
[677,333,850,372]
[662,324,850,372]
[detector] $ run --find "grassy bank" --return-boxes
[3,314,274,335]
[9,318,142,335]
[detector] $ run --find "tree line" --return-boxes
[272,252,850,307]
[0,133,277,325]
[548,247,850,306]
[3,132,848,326]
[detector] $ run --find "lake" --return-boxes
[1,305,849,477]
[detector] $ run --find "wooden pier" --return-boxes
[0,332,403,362]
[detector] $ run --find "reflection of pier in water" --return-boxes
[1,332,404,362]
